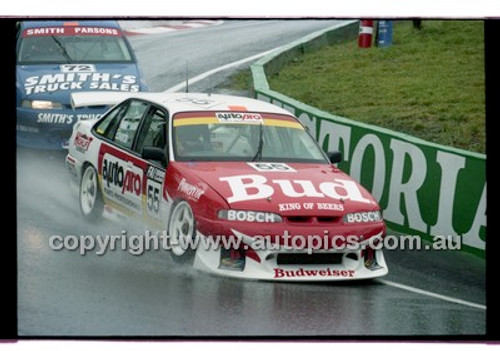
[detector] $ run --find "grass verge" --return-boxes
[267,20,485,153]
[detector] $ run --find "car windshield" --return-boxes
[173,112,328,163]
[17,25,134,64]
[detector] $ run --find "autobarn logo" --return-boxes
[219,174,371,204]
[102,157,141,196]
[73,132,93,153]
[216,112,263,124]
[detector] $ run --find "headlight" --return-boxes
[21,100,63,109]
[218,209,283,223]
[343,211,382,224]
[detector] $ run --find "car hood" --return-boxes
[16,63,143,105]
[175,162,380,216]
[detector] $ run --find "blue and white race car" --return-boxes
[16,20,148,150]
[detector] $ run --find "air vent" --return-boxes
[277,253,343,265]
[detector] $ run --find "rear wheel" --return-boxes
[79,164,103,220]
[168,200,196,264]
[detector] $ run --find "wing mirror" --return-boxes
[327,151,342,164]
[142,147,167,166]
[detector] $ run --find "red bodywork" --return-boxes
[164,161,385,249]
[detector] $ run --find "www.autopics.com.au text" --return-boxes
[48,230,462,256]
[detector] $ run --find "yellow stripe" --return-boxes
[173,117,303,129]
[265,119,304,129]
[174,117,218,126]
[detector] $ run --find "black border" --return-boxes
[3,18,18,341]
[5,17,498,343]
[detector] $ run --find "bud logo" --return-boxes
[102,157,141,196]
[216,112,263,124]
[219,175,371,204]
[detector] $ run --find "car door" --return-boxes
[132,106,169,226]
[97,99,151,218]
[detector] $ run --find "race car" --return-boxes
[16,20,148,150]
[66,91,388,281]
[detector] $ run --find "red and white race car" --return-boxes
[66,91,388,281]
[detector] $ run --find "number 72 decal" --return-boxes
[60,64,96,73]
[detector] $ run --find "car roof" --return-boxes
[71,92,296,116]
[19,20,122,30]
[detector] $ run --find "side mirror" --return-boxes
[142,147,167,166]
[327,151,342,164]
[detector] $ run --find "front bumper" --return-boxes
[192,230,388,281]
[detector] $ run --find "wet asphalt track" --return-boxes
[17,20,486,337]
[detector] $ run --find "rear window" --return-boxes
[17,25,134,64]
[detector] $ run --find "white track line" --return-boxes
[379,279,486,310]
[164,48,280,93]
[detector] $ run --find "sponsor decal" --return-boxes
[17,124,40,133]
[219,175,370,204]
[73,132,93,153]
[279,203,301,212]
[344,211,381,223]
[22,27,121,37]
[37,113,72,124]
[273,268,355,279]
[317,203,344,211]
[101,154,142,213]
[23,72,139,95]
[247,163,296,173]
[146,166,166,183]
[216,112,263,124]
[278,202,344,212]
[221,210,280,223]
[60,64,96,73]
[36,113,102,124]
[103,159,141,196]
[178,178,205,200]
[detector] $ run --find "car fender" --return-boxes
[163,162,231,236]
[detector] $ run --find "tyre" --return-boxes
[168,200,196,264]
[79,164,104,220]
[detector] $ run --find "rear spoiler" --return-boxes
[70,91,144,109]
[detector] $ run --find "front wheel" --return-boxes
[168,200,196,264]
[79,164,104,220]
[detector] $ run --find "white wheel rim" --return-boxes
[80,167,97,216]
[169,202,194,257]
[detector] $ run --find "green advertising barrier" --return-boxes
[251,21,486,256]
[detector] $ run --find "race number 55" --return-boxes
[147,181,161,218]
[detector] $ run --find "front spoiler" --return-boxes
[191,231,388,282]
